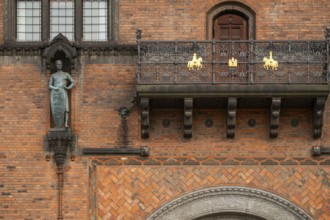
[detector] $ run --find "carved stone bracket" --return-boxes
[44,129,76,166]
[312,97,326,139]
[312,146,330,156]
[140,98,150,139]
[44,128,76,220]
[43,33,77,70]
[270,97,281,139]
[184,98,193,138]
[227,97,237,138]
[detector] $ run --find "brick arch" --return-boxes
[146,186,313,220]
[206,1,256,40]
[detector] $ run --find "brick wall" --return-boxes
[92,164,330,220]
[0,0,329,219]
[0,61,56,219]
[119,0,330,43]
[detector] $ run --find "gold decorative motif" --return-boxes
[263,51,278,70]
[187,53,203,71]
[228,57,238,67]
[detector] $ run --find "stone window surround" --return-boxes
[4,0,119,44]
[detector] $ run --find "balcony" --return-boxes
[136,31,330,139]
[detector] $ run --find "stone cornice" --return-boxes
[90,156,330,166]
[0,42,137,57]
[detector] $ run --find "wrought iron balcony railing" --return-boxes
[137,40,329,85]
[135,29,330,140]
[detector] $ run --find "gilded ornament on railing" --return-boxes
[228,57,238,67]
[187,53,203,71]
[263,51,278,70]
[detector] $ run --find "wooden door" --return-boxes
[214,13,247,40]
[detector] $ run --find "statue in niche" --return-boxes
[49,60,75,129]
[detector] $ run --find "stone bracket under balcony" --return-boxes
[136,84,330,139]
[136,38,330,139]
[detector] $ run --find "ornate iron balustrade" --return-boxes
[137,40,329,85]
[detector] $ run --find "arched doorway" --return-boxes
[146,186,313,220]
[213,13,248,40]
[206,2,256,40]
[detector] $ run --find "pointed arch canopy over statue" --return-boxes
[43,33,77,70]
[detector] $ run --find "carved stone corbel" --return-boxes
[44,129,76,163]
[44,129,76,220]
[269,97,281,139]
[140,98,149,139]
[184,98,193,138]
[227,98,237,138]
[312,97,326,139]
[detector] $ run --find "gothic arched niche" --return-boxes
[206,2,256,40]
[50,51,71,74]
[48,52,74,128]
[43,33,77,72]
[146,186,313,220]
[44,34,76,129]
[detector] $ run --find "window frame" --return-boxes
[16,0,43,42]
[82,0,109,42]
[5,0,119,44]
[49,0,75,41]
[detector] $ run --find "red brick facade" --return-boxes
[119,0,330,42]
[93,165,329,219]
[0,0,330,219]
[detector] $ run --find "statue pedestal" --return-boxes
[44,128,76,220]
[44,128,76,166]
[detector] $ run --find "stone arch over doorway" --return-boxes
[146,186,313,220]
[206,1,256,40]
